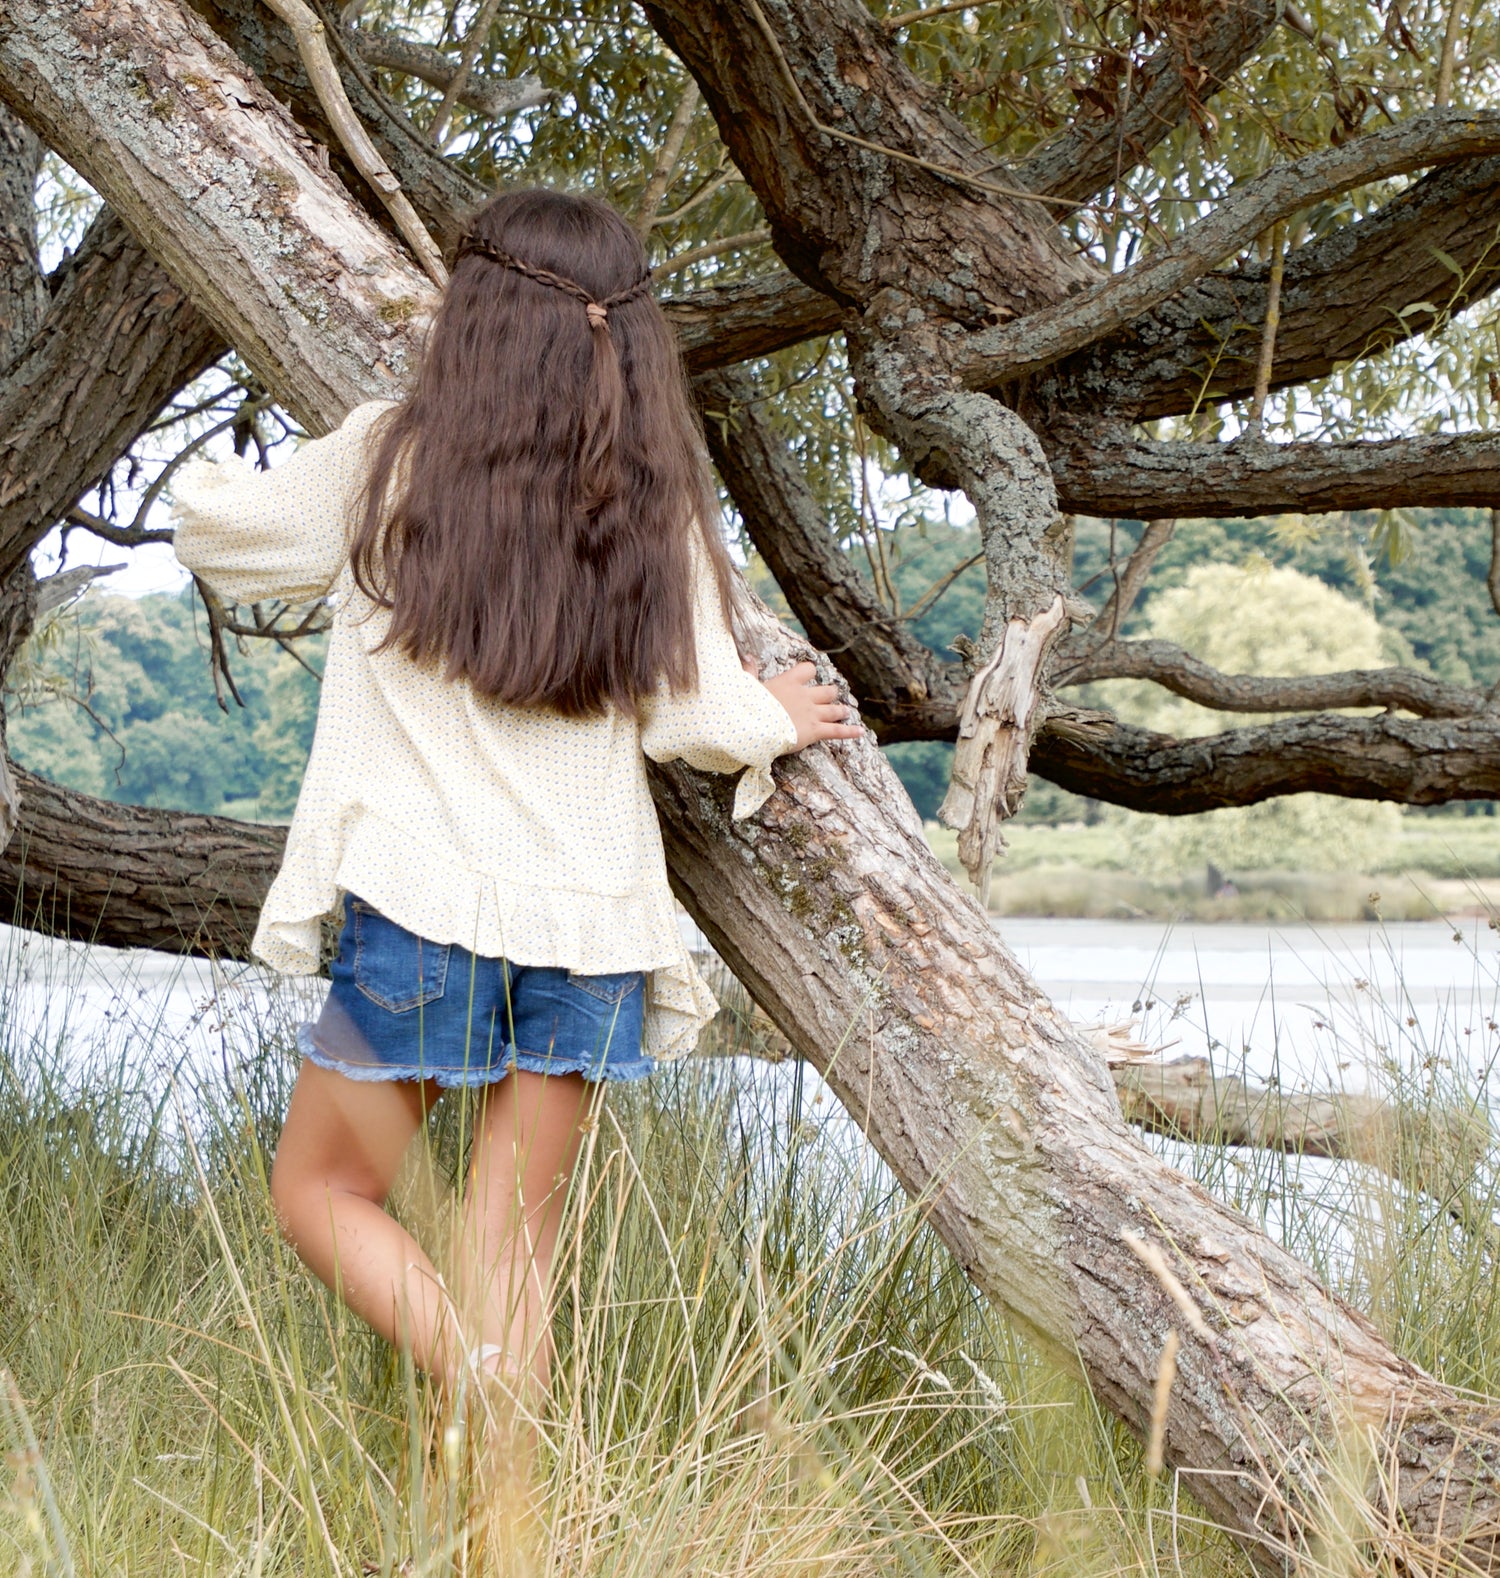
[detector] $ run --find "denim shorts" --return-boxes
[297,895,654,1088]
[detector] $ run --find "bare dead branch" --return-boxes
[1245,219,1286,437]
[33,563,127,617]
[963,108,1500,386]
[1055,637,1485,718]
[1435,0,1466,107]
[425,0,502,145]
[634,80,701,234]
[655,228,773,277]
[1094,518,1174,639]
[260,0,449,285]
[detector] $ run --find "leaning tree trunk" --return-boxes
[3,0,1500,1568]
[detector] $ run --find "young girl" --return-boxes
[171,187,859,1402]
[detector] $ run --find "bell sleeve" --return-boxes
[170,400,393,604]
[638,541,799,820]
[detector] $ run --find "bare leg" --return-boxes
[270,1060,457,1381]
[456,1069,597,1396]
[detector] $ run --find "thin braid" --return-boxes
[455,233,652,319]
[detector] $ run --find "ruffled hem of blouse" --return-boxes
[251,813,718,1062]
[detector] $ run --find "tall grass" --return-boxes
[2,922,1499,1575]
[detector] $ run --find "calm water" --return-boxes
[4,914,1497,1106]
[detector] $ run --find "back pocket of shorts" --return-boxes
[566,969,644,1005]
[352,901,450,1013]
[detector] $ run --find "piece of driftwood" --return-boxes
[706,971,1496,1242]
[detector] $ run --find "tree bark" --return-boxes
[7,3,1500,1567]
[0,763,281,955]
[1014,0,1283,203]
[0,209,224,578]
[1047,418,1500,520]
[1041,154,1500,421]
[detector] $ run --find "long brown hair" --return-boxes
[350,187,731,717]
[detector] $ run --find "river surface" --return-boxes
[6,913,1497,1108]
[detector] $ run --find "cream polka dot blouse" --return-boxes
[171,400,798,1060]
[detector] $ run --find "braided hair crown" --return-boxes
[455,232,654,329]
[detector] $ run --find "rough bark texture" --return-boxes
[1057,640,1488,719]
[652,667,1500,1573]
[640,0,1091,317]
[1048,420,1500,520]
[1035,711,1500,812]
[0,210,224,577]
[8,4,1500,1566]
[1,762,282,955]
[1014,0,1283,202]
[0,0,432,433]
[1040,153,1500,421]
[0,103,45,373]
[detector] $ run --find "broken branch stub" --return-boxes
[939,593,1066,903]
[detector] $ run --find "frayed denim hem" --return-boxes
[295,1024,655,1087]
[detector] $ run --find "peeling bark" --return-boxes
[940,595,1066,900]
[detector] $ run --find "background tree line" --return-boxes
[14,501,1495,828]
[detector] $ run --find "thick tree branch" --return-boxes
[1044,154,1500,421]
[696,365,959,731]
[1045,420,1500,519]
[667,273,841,372]
[0,104,44,373]
[1033,710,1500,811]
[0,0,433,430]
[15,6,1500,1563]
[1057,638,1486,718]
[640,0,1090,315]
[961,109,1500,386]
[343,23,549,120]
[1015,0,1282,202]
[1,763,282,955]
[260,0,447,284]
[0,216,224,579]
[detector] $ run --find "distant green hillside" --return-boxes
[6,587,321,820]
[6,506,1498,824]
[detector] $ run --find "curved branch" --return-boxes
[1057,637,1486,718]
[1045,420,1500,519]
[962,109,1500,386]
[1015,0,1281,203]
[0,210,224,577]
[1044,153,1500,420]
[695,365,957,728]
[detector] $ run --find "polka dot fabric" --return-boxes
[171,401,798,1060]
